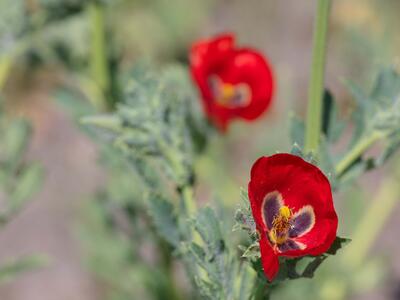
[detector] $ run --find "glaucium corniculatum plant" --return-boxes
[81,1,400,299]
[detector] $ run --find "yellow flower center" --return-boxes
[269,206,292,245]
[218,83,236,105]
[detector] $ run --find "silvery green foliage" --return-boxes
[83,65,198,187]
[183,207,256,300]
[83,64,257,299]
[80,147,170,300]
[344,69,400,164]
[290,68,400,183]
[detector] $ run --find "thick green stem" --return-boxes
[88,2,110,109]
[304,0,331,153]
[335,131,383,176]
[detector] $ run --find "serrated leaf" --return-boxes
[194,207,224,256]
[234,189,256,234]
[290,143,304,158]
[337,69,400,180]
[147,194,180,247]
[241,242,260,260]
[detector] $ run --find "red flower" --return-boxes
[248,153,338,281]
[189,33,274,130]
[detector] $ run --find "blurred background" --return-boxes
[0,0,400,299]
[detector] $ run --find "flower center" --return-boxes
[208,76,251,108]
[269,206,292,245]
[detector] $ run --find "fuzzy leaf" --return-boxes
[147,194,180,247]
[289,113,305,147]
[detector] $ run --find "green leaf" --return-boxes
[83,64,196,187]
[147,194,180,247]
[336,69,400,180]
[300,255,328,278]
[55,87,95,119]
[10,163,44,212]
[322,90,345,143]
[325,236,351,255]
[194,207,224,256]
[1,119,30,170]
[233,188,256,234]
[289,113,305,147]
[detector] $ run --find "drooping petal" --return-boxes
[262,191,283,230]
[289,205,315,238]
[259,234,280,281]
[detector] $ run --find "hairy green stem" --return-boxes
[157,138,197,216]
[335,131,383,176]
[304,0,331,153]
[88,2,110,109]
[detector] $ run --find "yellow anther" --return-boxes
[279,206,291,219]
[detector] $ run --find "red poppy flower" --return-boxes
[189,33,274,130]
[248,153,338,281]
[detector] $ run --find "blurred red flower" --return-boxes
[248,153,338,281]
[189,33,274,131]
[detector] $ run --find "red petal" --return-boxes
[215,48,274,121]
[259,234,280,281]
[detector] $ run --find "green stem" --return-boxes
[0,54,14,90]
[254,280,271,300]
[335,131,383,176]
[181,185,196,217]
[341,177,399,269]
[157,138,197,216]
[304,0,331,153]
[88,2,110,109]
